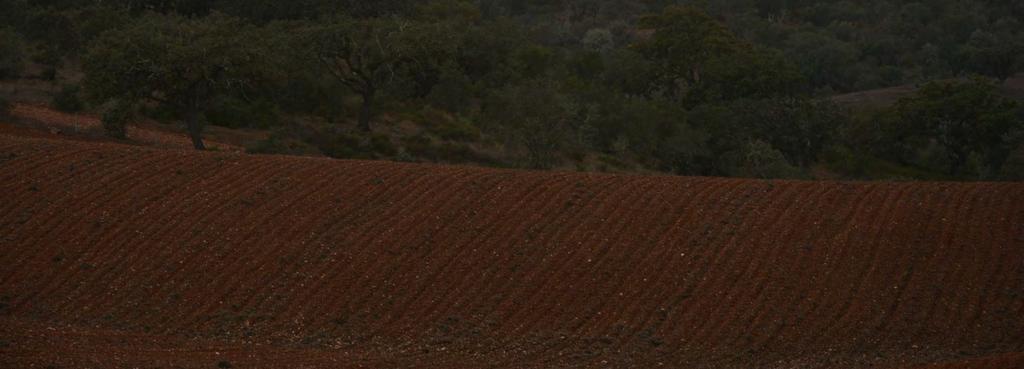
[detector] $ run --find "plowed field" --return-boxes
[1,131,1022,368]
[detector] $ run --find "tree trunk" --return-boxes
[358,89,375,132]
[185,108,206,150]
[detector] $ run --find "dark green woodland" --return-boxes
[1,0,1022,180]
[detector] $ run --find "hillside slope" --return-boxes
[0,133,1022,368]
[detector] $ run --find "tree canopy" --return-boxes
[894,78,1022,177]
[83,12,264,149]
[1,0,1021,180]
[293,16,458,131]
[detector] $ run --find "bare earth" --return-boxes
[0,124,1022,368]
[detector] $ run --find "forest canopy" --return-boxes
[1,0,1022,180]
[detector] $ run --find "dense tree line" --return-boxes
[0,0,1021,180]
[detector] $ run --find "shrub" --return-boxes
[52,84,85,113]
[1000,145,1024,180]
[722,139,804,179]
[427,67,473,114]
[482,81,570,169]
[101,100,133,139]
[369,134,397,156]
[246,125,320,156]
[429,118,481,142]
[582,28,615,52]
[206,97,281,129]
[319,132,365,159]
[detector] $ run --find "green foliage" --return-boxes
[427,66,474,114]
[687,47,807,104]
[721,139,804,179]
[32,45,61,81]
[0,27,26,79]
[892,78,1022,177]
[582,28,614,52]
[783,31,859,92]
[23,6,78,54]
[454,19,528,87]
[206,97,281,129]
[959,29,1023,81]
[101,99,135,140]
[655,116,710,175]
[741,98,845,167]
[510,44,558,80]
[40,0,1022,181]
[17,4,129,67]
[1000,145,1024,180]
[600,49,656,96]
[688,97,842,176]
[52,84,85,113]
[319,131,398,159]
[822,144,950,181]
[293,15,459,130]
[415,0,482,23]
[634,6,741,96]
[424,113,481,142]
[83,12,265,149]
[483,81,571,169]
[320,132,370,159]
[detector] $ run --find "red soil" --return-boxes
[7,103,247,151]
[0,132,1022,368]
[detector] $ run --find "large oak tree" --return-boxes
[633,5,740,97]
[83,12,263,149]
[296,16,456,131]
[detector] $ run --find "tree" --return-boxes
[686,46,807,105]
[483,81,571,169]
[959,29,1022,81]
[894,78,1022,177]
[101,99,136,140]
[783,31,860,91]
[633,5,740,97]
[414,0,481,23]
[601,48,657,97]
[0,27,26,80]
[727,139,803,179]
[83,13,264,150]
[582,28,614,52]
[299,16,457,131]
[738,97,845,167]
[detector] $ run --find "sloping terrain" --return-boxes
[5,103,261,151]
[0,132,1022,369]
